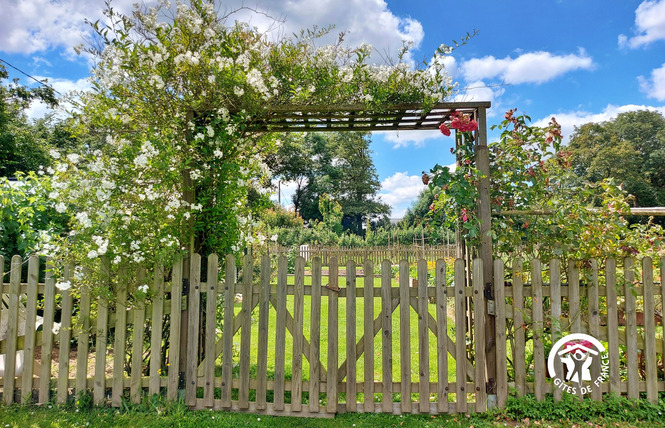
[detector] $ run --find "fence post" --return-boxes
[474,105,496,408]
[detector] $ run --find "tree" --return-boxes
[568,110,665,212]
[0,63,57,177]
[401,186,440,227]
[270,131,389,235]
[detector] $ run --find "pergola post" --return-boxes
[474,106,497,407]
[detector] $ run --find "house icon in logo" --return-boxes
[557,341,598,385]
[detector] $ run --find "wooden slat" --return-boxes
[57,266,73,404]
[220,255,236,407]
[4,255,22,404]
[454,258,467,412]
[237,254,253,409]
[642,257,657,403]
[531,259,545,401]
[661,256,665,382]
[399,260,411,413]
[549,259,562,402]
[167,258,183,400]
[346,260,357,412]
[381,260,393,413]
[111,267,127,407]
[21,255,39,403]
[309,257,322,413]
[494,259,507,408]
[436,259,449,413]
[605,258,620,395]
[512,259,525,397]
[273,255,287,411]
[326,257,339,414]
[568,261,581,333]
[76,282,92,396]
[94,259,110,404]
[131,270,146,404]
[363,260,374,412]
[473,258,487,411]
[588,259,602,401]
[417,259,429,412]
[203,255,218,406]
[291,256,305,411]
[256,254,271,410]
[39,258,57,405]
[624,257,639,400]
[185,255,201,405]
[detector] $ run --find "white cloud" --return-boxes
[461,50,594,84]
[25,76,92,119]
[0,0,140,57]
[533,104,665,143]
[638,63,665,101]
[379,171,426,217]
[619,0,665,48]
[222,0,425,64]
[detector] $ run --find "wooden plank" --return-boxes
[624,257,639,400]
[473,258,487,411]
[364,260,374,412]
[661,256,665,383]
[327,257,339,414]
[291,256,305,411]
[605,258,620,395]
[94,259,110,404]
[131,270,147,404]
[57,265,73,404]
[166,258,183,401]
[346,260,357,412]
[4,255,22,404]
[111,268,128,407]
[492,258,508,409]
[220,255,236,408]
[185,255,201,405]
[309,257,322,413]
[454,258,467,412]
[238,254,254,409]
[549,259,562,402]
[76,281,92,396]
[642,257,657,403]
[21,255,40,403]
[436,259,449,413]
[149,264,166,397]
[531,259,545,402]
[417,259,429,412]
[256,254,271,410]
[273,255,288,411]
[512,259,525,397]
[568,261,581,333]
[39,258,57,405]
[203,255,218,406]
[381,260,393,413]
[588,259,602,402]
[399,260,411,413]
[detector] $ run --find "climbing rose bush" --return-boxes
[46,0,456,294]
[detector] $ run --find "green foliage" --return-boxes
[0,173,68,261]
[505,393,665,424]
[268,132,389,236]
[427,110,665,263]
[568,110,665,219]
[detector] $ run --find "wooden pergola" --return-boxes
[181,101,498,406]
[252,100,497,402]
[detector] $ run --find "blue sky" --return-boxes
[2,0,665,217]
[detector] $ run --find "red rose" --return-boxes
[439,123,451,136]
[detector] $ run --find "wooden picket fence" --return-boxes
[0,252,663,415]
[492,256,665,406]
[270,244,455,265]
